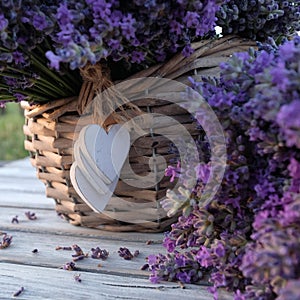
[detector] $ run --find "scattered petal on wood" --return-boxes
[56,246,72,251]
[118,247,140,260]
[140,263,149,270]
[12,287,24,297]
[74,274,82,283]
[91,247,109,260]
[0,234,13,249]
[25,211,37,220]
[11,216,19,224]
[73,254,85,262]
[61,262,76,271]
[72,244,84,257]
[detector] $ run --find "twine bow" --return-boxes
[78,62,112,115]
[77,62,141,129]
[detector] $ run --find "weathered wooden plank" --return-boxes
[2,158,32,169]
[0,207,164,242]
[0,230,162,277]
[0,262,223,300]
[0,177,45,194]
[0,165,35,179]
[0,191,55,209]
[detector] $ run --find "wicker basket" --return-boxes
[22,36,255,232]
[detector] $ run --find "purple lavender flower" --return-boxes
[32,13,48,31]
[162,236,176,253]
[130,51,145,64]
[277,100,300,148]
[195,163,210,184]
[0,14,8,31]
[45,51,62,71]
[277,279,300,300]
[165,162,181,183]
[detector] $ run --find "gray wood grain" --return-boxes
[0,192,55,209]
[0,206,163,242]
[0,177,45,194]
[0,263,219,300]
[0,230,163,277]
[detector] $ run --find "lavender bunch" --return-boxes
[217,0,300,41]
[149,36,300,299]
[0,1,81,106]
[0,0,221,106]
[44,0,221,70]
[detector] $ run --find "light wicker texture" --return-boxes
[22,36,255,232]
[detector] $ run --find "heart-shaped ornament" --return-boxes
[70,124,130,213]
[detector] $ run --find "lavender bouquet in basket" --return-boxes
[1,0,299,107]
[0,0,221,106]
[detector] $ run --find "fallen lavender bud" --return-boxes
[72,244,84,257]
[61,262,76,271]
[74,274,82,283]
[0,234,13,249]
[140,263,149,270]
[146,240,154,245]
[11,216,19,224]
[72,254,85,262]
[56,246,72,251]
[12,286,24,297]
[25,211,37,220]
[90,247,109,260]
[118,247,136,260]
[133,250,140,257]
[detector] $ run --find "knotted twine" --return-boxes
[78,62,141,129]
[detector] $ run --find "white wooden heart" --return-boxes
[70,124,130,213]
[73,140,108,195]
[77,125,112,185]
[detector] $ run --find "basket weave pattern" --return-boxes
[22,36,255,232]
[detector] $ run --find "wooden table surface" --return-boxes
[0,158,232,300]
